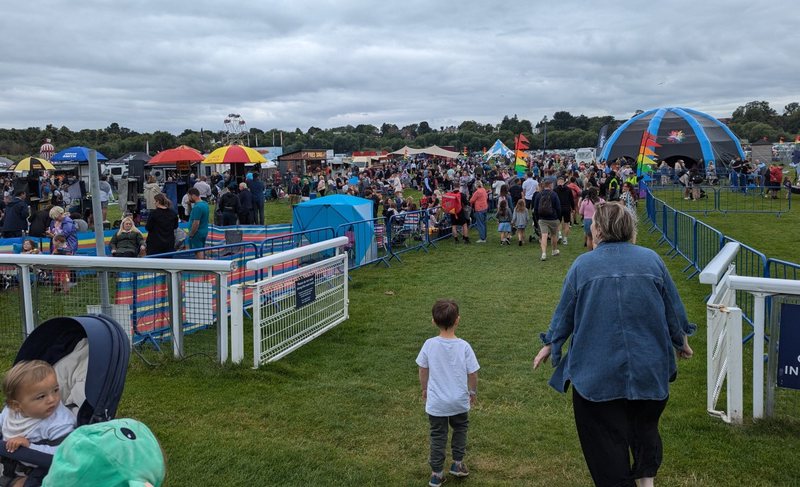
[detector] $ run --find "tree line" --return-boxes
[1,101,797,162]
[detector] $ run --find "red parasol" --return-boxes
[147,145,205,165]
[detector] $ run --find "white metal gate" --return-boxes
[230,237,350,367]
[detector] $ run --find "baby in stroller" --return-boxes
[1,361,76,486]
[0,315,130,487]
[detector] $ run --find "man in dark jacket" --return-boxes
[248,173,266,225]
[554,176,576,245]
[237,182,253,225]
[533,178,562,261]
[1,189,29,238]
[218,186,240,226]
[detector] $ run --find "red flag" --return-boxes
[515,134,530,150]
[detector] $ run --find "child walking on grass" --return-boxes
[416,299,479,487]
[50,235,71,293]
[510,198,529,246]
[496,199,512,245]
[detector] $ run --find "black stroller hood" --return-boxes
[15,314,131,425]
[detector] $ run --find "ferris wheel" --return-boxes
[223,113,249,145]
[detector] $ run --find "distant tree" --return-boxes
[731,101,778,124]
[380,123,399,136]
[551,111,575,131]
[417,121,433,135]
[738,121,778,142]
[355,124,379,135]
[400,123,418,138]
[458,120,480,133]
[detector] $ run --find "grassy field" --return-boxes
[2,193,799,486]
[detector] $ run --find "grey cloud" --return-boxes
[1,0,798,134]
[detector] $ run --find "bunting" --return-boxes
[636,130,661,176]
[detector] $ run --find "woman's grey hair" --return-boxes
[593,202,637,243]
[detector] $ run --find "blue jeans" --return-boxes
[474,210,487,240]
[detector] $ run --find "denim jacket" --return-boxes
[540,241,696,401]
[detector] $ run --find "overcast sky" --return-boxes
[1,0,797,134]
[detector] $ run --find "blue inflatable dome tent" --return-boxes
[599,107,745,169]
[292,195,374,265]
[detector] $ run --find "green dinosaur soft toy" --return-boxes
[42,418,165,487]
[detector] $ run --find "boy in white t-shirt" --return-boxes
[416,299,480,487]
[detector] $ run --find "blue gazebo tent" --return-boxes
[599,107,745,169]
[292,195,374,265]
[51,146,108,163]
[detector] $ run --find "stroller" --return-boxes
[0,315,130,486]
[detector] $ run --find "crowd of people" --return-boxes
[284,153,641,262]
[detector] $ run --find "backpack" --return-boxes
[441,192,462,215]
[538,190,554,218]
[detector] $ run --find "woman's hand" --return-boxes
[532,345,552,370]
[679,336,693,359]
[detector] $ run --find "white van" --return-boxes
[102,162,128,179]
[575,148,596,165]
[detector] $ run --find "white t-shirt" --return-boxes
[522,178,539,200]
[492,179,505,197]
[416,336,480,417]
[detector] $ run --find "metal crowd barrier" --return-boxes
[766,258,800,280]
[335,217,391,270]
[645,186,794,336]
[258,228,336,257]
[387,210,429,262]
[650,183,791,217]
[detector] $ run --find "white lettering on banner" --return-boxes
[785,366,800,376]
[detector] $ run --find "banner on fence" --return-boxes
[777,303,800,390]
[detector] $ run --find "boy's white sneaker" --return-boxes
[541,253,547,261]
[552,249,560,256]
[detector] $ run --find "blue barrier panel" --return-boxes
[649,185,716,215]
[766,258,800,280]
[662,204,677,248]
[717,186,790,216]
[335,217,390,270]
[257,227,335,258]
[673,211,695,269]
[694,221,724,277]
[428,210,454,244]
[724,236,768,330]
[387,210,429,262]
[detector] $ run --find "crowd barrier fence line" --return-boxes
[644,186,795,337]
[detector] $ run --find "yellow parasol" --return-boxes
[11,156,56,172]
[203,144,267,164]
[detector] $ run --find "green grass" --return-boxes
[2,193,799,486]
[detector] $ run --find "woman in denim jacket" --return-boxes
[534,202,695,487]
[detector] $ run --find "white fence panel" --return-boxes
[252,253,348,366]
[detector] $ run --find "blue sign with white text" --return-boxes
[777,303,800,390]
